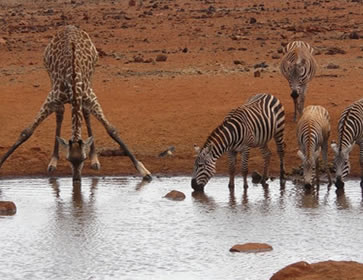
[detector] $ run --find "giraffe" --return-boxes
[0,25,152,183]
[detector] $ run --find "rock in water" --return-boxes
[164,190,186,201]
[230,243,272,253]
[0,201,17,215]
[270,260,363,280]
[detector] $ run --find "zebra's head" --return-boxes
[191,145,216,192]
[331,142,354,187]
[297,147,320,187]
[288,62,307,100]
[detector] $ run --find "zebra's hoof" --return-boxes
[335,179,344,189]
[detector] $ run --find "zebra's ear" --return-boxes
[331,142,338,154]
[297,150,305,161]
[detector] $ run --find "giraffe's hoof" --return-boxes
[47,165,57,173]
[91,162,101,170]
[143,174,152,182]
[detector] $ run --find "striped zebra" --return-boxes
[191,93,285,192]
[280,41,318,122]
[331,98,363,188]
[296,105,331,187]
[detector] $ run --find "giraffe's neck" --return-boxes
[71,43,82,141]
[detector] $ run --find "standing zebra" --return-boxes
[296,105,332,188]
[331,98,363,188]
[191,93,285,192]
[280,41,318,121]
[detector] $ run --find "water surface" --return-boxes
[1,176,363,280]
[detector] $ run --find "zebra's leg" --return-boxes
[315,158,320,188]
[241,147,250,189]
[274,131,286,186]
[83,108,100,170]
[360,143,363,189]
[260,145,272,187]
[322,141,332,186]
[227,151,237,190]
[292,96,298,122]
[48,105,65,172]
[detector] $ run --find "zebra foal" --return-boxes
[331,98,363,188]
[280,41,317,121]
[296,105,332,188]
[191,93,285,192]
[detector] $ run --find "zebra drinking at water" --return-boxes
[296,105,332,188]
[331,98,363,188]
[191,93,285,192]
[280,41,318,121]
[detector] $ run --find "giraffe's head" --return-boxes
[57,136,94,183]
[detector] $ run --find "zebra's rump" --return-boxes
[338,98,363,150]
[224,93,285,146]
[297,105,330,149]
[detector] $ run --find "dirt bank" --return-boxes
[0,0,362,179]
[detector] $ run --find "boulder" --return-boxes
[230,243,272,253]
[164,190,185,201]
[270,260,363,280]
[0,201,17,215]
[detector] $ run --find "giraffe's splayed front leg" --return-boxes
[47,157,58,172]
[90,153,101,170]
[136,161,152,181]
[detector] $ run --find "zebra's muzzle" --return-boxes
[290,90,298,99]
[191,179,204,192]
[335,176,345,188]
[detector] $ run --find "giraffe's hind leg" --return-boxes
[48,105,65,172]
[83,109,100,170]
[90,100,152,180]
[0,100,54,168]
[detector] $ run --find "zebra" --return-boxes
[191,93,285,192]
[331,98,363,188]
[296,105,332,188]
[280,41,318,122]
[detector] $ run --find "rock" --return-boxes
[254,61,268,68]
[0,38,6,45]
[325,47,346,55]
[271,54,280,59]
[0,201,17,215]
[254,70,261,77]
[230,243,272,253]
[270,260,363,280]
[349,31,360,39]
[129,0,136,6]
[249,17,257,24]
[251,171,262,183]
[156,54,168,62]
[164,190,186,201]
[326,63,340,69]
[99,148,126,157]
[158,146,175,158]
[182,47,188,53]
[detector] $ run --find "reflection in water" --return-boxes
[192,191,217,211]
[335,188,351,210]
[135,178,152,191]
[1,177,363,280]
